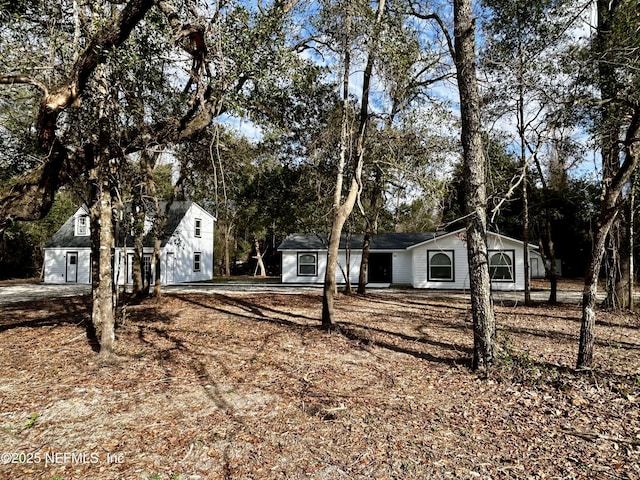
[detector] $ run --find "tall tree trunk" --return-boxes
[596,0,630,311]
[90,67,116,358]
[358,169,383,294]
[578,0,640,368]
[322,183,360,327]
[357,232,372,294]
[131,209,144,295]
[630,174,636,312]
[578,110,640,368]
[223,222,232,276]
[517,73,531,305]
[454,0,496,372]
[533,153,558,303]
[322,7,354,328]
[322,0,385,325]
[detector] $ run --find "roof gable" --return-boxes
[279,229,539,252]
[278,232,445,251]
[45,201,213,249]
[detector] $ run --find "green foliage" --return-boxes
[0,191,76,279]
[24,412,38,429]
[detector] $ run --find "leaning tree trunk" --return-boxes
[322,183,360,328]
[578,110,640,369]
[323,0,385,320]
[454,0,496,372]
[322,7,355,329]
[253,238,267,277]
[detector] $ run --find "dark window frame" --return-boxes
[195,218,202,238]
[297,252,318,276]
[488,249,515,282]
[427,250,455,282]
[194,252,202,272]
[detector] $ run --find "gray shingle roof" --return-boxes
[45,201,195,248]
[278,232,444,251]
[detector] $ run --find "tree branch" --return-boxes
[0,75,48,95]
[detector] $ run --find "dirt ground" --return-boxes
[0,284,638,479]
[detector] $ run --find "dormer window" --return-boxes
[76,215,89,236]
[195,218,202,238]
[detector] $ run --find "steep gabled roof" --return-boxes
[278,232,446,251]
[45,201,200,248]
[45,207,91,248]
[124,201,193,248]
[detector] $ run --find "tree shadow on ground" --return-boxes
[0,295,100,351]
[172,293,473,368]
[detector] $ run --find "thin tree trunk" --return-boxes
[322,183,359,327]
[630,174,636,311]
[578,110,640,368]
[223,222,232,277]
[358,169,383,294]
[131,208,144,295]
[253,238,266,277]
[454,0,496,372]
[357,231,371,294]
[518,79,531,305]
[322,0,385,325]
[322,7,354,328]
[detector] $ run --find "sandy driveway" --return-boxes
[0,281,601,307]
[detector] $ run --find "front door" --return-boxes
[66,252,78,283]
[368,253,392,283]
[166,252,175,284]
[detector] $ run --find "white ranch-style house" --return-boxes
[278,229,545,290]
[44,201,215,285]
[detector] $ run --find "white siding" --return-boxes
[411,234,470,289]
[410,231,533,290]
[44,202,215,285]
[44,248,92,284]
[280,231,538,290]
[164,203,215,283]
[281,249,410,285]
[529,250,546,278]
[337,251,362,284]
[390,251,412,284]
[281,251,327,283]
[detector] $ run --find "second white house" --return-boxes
[278,229,545,290]
[43,201,215,285]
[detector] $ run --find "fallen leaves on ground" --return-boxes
[0,286,638,479]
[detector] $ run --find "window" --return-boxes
[489,251,514,281]
[194,218,202,237]
[428,251,454,281]
[298,253,317,276]
[76,215,89,236]
[142,254,152,282]
[194,252,202,272]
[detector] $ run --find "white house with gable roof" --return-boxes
[43,201,215,285]
[278,229,545,290]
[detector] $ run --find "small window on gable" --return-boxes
[76,215,89,236]
[489,251,514,281]
[195,218,202,238]
[298,253,317,276]
[194,252,202,272]
[428,251,454,281]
